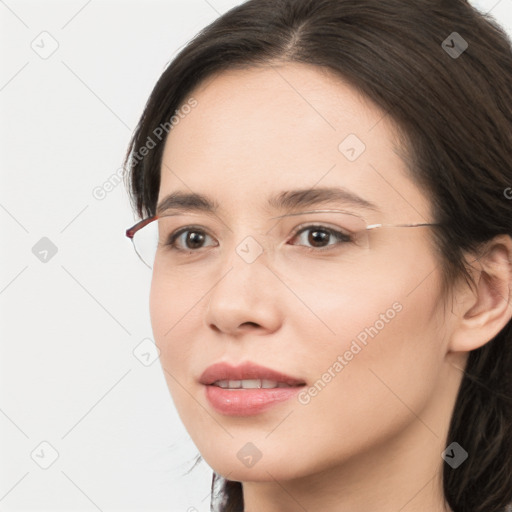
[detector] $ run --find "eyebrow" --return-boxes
[156,187,379,216]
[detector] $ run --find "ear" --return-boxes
[449,234,512,353]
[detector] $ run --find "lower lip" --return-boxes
[204,384,304,416]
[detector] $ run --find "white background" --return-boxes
[1,1,511,511]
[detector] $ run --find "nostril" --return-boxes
[241,322,260,328]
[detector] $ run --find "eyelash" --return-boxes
[165,224,353,253]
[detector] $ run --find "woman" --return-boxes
[124,0,512,510]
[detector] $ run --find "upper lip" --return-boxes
[199,362,306,386]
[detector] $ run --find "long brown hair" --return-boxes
[123,1,512,510]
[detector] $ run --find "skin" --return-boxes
[149,62,512,512]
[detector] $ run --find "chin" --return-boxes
[202,450,311,483]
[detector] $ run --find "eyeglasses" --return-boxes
[125,210,438,270]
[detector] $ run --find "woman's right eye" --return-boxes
[166,227,217,251]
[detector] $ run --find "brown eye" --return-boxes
[168,228,216,251]
[307,229,330,247]
[290,226,352,249]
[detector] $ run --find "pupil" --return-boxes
[308,229,329,247]
[187,232,204,249]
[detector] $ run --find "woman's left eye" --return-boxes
[289,226,352,249]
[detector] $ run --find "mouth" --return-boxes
[210,379,302,389]
[200,362,306,416]
[199,361,306,387]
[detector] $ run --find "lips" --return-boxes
[199,361,306,387]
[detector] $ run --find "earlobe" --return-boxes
[448,234,512,354]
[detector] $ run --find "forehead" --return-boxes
[159,62,431,222]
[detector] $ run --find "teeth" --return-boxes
[262,379,277,388]
[213,379,294,389]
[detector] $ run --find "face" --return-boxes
[150,62,456,483]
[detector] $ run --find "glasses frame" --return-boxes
[125,210,439,268]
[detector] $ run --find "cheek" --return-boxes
[282,244,440,347]
[292,251,445,445]
[149,274,199,372]
[149,263,209,337]
[149,277,206,423]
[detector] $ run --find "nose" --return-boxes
[204,251,283,337]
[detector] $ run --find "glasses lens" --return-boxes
[132,219,159,268]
